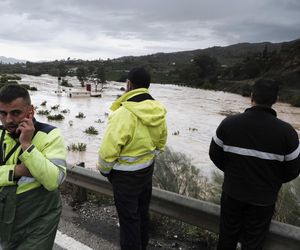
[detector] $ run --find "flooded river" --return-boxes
[19,74,300,177]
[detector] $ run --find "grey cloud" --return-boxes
[0,0,299,60]
[217,21,300,44]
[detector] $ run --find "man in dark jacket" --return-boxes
[209,79,300,250]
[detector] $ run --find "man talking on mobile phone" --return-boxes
[0,84,67,250]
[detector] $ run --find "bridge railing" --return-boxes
[66,164,300,250]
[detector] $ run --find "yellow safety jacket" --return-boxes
[0,120,67,194]
[98,88,167,174]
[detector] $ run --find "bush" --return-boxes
[274,177,300,226]
[76,112,86,119]
[8,80,18,84]
[0,75,8,83]
[30,86,38,91]
[51,104,60,110]
[61,109,70,114]
[84,126,98,135]
[210,171,223,205]
[20,84,30,89]
[240,84,252,97]
[154,147,213,200]
[61,79,73,87]
[37,109,51,115]
[67,143,87,151]
[290,95,300,107]
[153,147,218,248]
[47,114,65,120]
[94,118,104,123]
[8,75,21,80]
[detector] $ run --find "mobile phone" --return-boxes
[27,111,33,119]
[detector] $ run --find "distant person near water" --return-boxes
[0,84,67,250]
[209,79,300,249]
[98,67,167,250]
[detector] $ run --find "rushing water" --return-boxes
[19,74,300,177]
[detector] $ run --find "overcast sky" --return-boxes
[0,0,299,62]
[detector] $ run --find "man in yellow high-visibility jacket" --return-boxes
[98,67,167,250]
[0,84,67,250]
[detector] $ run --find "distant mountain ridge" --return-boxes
[0,56,27,64]
[113,41,284,67]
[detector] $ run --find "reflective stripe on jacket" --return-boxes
[0,121,67,194]
[98,88,167,174]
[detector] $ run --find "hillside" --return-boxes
[0,38,299,106]
[0,56,26,64]
[116,41,282,66]
[105,41,283,82]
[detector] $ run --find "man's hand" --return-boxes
[14,163,32,178]
[16,112,35,151]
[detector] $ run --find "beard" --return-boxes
[4,123,20,138]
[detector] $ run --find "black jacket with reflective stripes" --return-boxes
[209,106,300,205]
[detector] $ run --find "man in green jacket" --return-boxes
[0,84,67,249]
[98,67,167,250]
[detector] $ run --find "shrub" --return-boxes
[47,114,65,120]
[240,84,252,97]
[67,143,87,151]
[274,177,300,226]
[153,147,218,248]
[30,86,38,91]
[37,110,51,115]
[8,80,18,84]
[95,118,104,123]
[210,171,223,205]
[290,95,300,107]
[76,112,86,119]
[84,126,98,135]
[9,75,21,80]
[0,75,8,83]
[154,147,213,200]
[41,101,47,106]
[51,104,60,110]
[20,84,30,89]
[61,79,73,87]
[61,109,70,114]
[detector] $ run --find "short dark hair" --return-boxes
[128,67,151,89]
[0,84,31,104]
[252,79,279,106]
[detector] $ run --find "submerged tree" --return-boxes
[76,66,87,87]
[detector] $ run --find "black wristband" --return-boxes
[27,144,35,153]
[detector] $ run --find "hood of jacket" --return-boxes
[110,88,166,127]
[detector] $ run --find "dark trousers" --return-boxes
[217,192,275,250]
[111,163,154,250]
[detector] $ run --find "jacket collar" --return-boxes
[245,106,277,117]
[110,88,149,111]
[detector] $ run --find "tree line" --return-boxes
[0,39,299,106]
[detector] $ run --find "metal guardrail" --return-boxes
[66,165,300,250]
